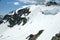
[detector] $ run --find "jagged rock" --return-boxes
[3,7,31,27]
[18,7,31,16]
[46,1,57,6]
[26,30,44,40]
[51,32,60,40]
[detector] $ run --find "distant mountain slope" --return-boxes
[0,15,3,24]
[0,15,3,20]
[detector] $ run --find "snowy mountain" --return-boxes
[0,15,3,24]
[0,5,60,40]
[0,15,3,20]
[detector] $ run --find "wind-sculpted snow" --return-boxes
[39,5,60,15]
[0,5,60,40]
[42,8,59,15]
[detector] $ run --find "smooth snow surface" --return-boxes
[0,5,60,40]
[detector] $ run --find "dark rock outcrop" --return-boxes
[2,7,31,27]
[46,1,57,6]
[26,30,44,40]
[51,32,60,40]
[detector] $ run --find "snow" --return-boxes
[0,5,60,40]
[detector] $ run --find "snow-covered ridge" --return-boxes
[0,5,60,40]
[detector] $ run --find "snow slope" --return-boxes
[0,5,60,40]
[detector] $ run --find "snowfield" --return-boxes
[0,5,60,40]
